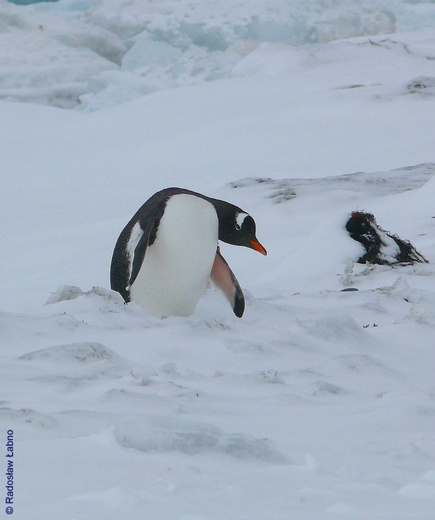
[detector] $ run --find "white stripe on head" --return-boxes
[236,212,248,229]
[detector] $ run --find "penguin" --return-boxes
[110,187,266,318]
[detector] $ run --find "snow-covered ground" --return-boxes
[1,0,435,518]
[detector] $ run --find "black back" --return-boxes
[110,188,175,301]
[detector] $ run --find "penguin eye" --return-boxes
[235,223,241,231]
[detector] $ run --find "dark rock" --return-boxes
[346,211,428,265]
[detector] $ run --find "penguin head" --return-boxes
[214,202,267,255]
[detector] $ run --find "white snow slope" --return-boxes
[1,1,435,519]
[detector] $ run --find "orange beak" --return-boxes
[250,240,267,256]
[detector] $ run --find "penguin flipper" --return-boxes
[210,248,245,318]
[129,203,165,288]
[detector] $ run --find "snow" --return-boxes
[1,0,435,518]
[0,0,397,109]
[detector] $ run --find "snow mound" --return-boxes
[297,311,368,342]
[0,406,57,430]
[19,342,130,382]
[398,470,435,499]
[45,285,123,305]
[45,285,85,304]
[407,75,435,96]
[230,163,435,201]
[115,415,289,463]
[20,341,121,364]
[376,277,435,326]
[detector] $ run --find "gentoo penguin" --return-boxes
[110,187,266,318]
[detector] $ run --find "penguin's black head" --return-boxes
[213,201,267,255]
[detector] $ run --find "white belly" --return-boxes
[130,194,218,317]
